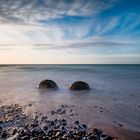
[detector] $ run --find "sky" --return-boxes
[0,0,140,64]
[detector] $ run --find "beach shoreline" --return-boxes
[0,103,140,140]
[0,65,140,139]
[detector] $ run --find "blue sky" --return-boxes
[0,0,140,64]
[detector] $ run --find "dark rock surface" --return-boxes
[69,81,90,90]
[38,79,58,89]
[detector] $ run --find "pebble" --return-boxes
[28,103,32,107]
[1,130,7,138]
[118,123,123,127]
[74,120,79,125]
[0,104,115,140]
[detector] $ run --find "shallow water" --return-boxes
[0,64,140,131]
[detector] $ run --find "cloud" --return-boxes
[0,44,13,50]
[97,16,120,34]
[0,47,12,50]
[30,35,140,56]
[32,36,138,50]
[119,13,140,35]
[0,0,118,25]
[0,0,140,64]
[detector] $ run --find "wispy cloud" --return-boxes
[33,38,137,50]
[0,0,140,63]
[0,0,117,25]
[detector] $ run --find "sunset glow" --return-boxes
[0,0,140,64]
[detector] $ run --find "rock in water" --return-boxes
[69,81,90,90]
[39,79,58,89]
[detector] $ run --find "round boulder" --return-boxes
[39,79,58,89]
[69,81,90,90]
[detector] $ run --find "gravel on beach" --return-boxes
[0,104,116,140]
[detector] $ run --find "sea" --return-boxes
[0,64,140,131]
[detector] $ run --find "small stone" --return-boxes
[33,115,38,120]
[20,136,29,140]
[12,128,17,135]
[2,130,8,138]
[118,123,123,127]
[0,125,3,131]
[61,119,67,126]
[82,137,87,140]
[74,121,79,125]
[51,110,55,115]
[62,134,67,139]
[43,125,48,131]
[18,129,25,136]
[55,131,61,137]
[28,103,32,107]
[30,122,38,127]
[76,135,82,139]
[101,133,107,138]
[81,124,87,129]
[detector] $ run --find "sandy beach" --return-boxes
[0,65,140,140]
[0,101,140,140]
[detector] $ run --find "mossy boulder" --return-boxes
[39,79,58,89]
[69,81,90,90]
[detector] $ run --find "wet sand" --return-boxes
[0,102,140,140]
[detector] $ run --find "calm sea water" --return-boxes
[0,64,140,130]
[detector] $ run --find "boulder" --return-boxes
[38,79,58,89]
[69,81,90,90]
